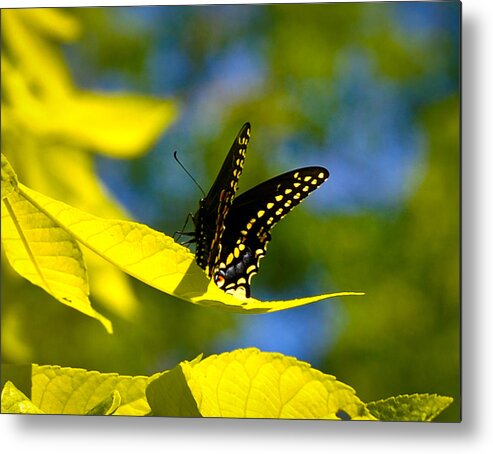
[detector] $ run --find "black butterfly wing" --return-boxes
[194,122,251,274]
[210,166,329,297]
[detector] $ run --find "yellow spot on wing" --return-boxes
[246,265,257,274]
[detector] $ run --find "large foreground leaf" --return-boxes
[1,349,452,420]
[1,349,373,418]
[3,8,178,322]
[1,156,112,332]
[0,364,155,416]
[18,182,363,313]
[147,348,376,419]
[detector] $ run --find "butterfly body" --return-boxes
[189,123,329,298]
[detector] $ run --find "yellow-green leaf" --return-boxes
[14,8,81,42]
[82,247,140,319]
[147,348,376,419]
[367,393,454,421]
[30,364,155,416]
[19,183,363,313]
[54,92,178,157]
[1,182,112,333]
[2,10,75,98]
[2,8,176,323]
[3,10,177,155]
[1,381,44,414]
[10,146,140,319]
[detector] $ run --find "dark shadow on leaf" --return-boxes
[146,365,201,417]
[172,257,211,300]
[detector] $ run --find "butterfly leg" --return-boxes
[173,212,196,244]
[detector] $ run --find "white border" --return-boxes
[2,1,492,453]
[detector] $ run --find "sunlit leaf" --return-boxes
[14,9,81,42]
[4,88,177,158]
[2,10,75,97]
[10,146,140,319]
[3,9,178,157]
[53,92,178,157]
[19,183,363,313]
[147,348,376,419]
[82,248,140,319]
[2,363,158,416]
[367,393,454,422]
[1,191,112,333]
[2,354,452,419]
[1,156,112,333]
[2,8,178,320]
[28,364,155,415]
[1,381,44,415]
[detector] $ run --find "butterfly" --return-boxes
[187,122,329,298]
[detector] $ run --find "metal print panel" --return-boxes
[1,2,460,421]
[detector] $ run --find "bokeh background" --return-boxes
[1,3,460,421]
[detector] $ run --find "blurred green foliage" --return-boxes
[321,96,459,420]
[1,4,460,422]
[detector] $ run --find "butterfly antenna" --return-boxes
[173,151,206,197]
